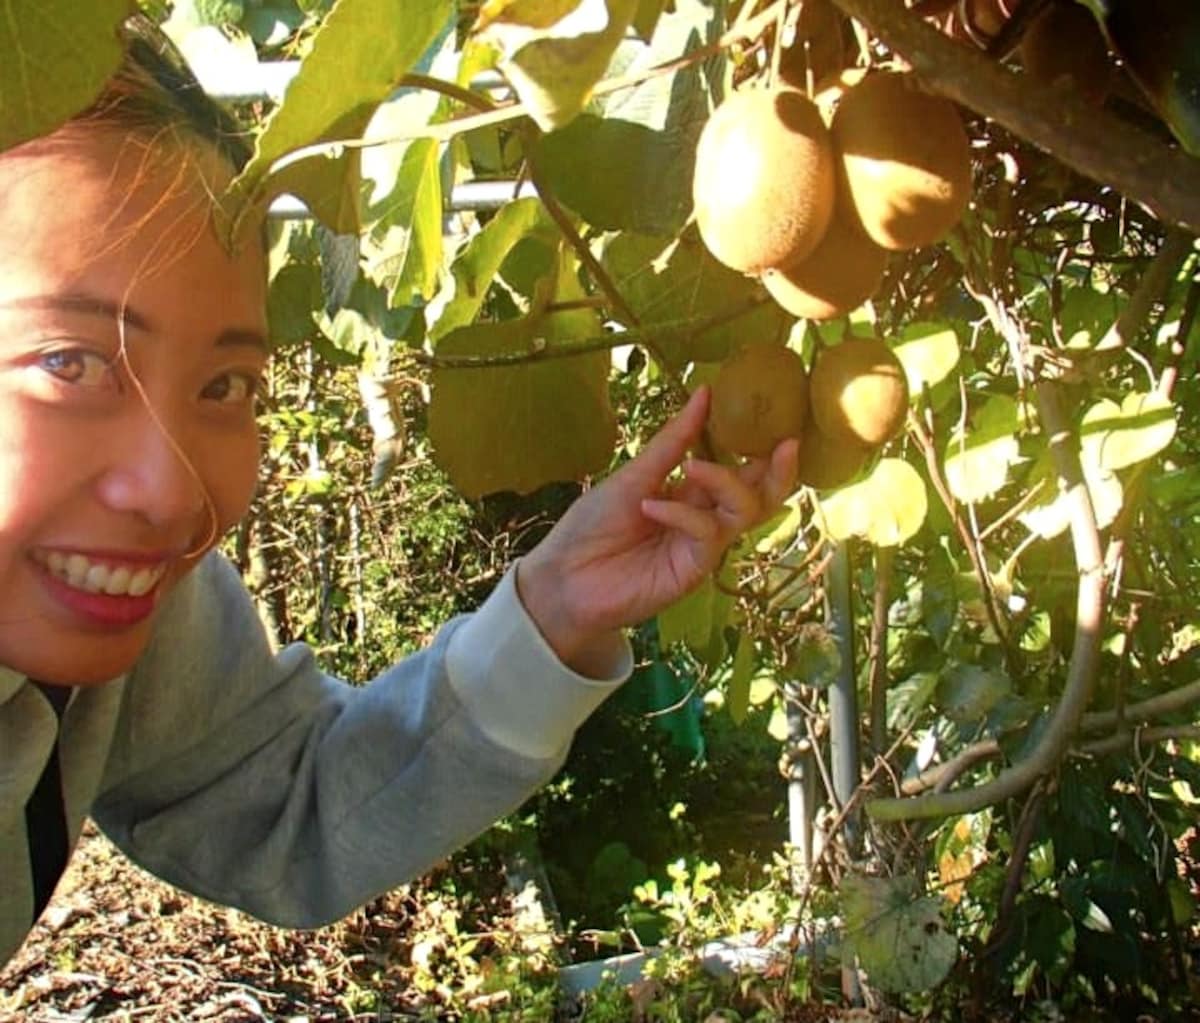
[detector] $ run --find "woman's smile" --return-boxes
[30,547,172,628]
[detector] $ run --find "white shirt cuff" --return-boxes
[446,564,633,761]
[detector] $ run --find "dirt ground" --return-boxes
[0,822,439,1022]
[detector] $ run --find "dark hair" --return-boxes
[65,14,252,170]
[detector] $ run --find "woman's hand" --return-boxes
[516,386,799,676]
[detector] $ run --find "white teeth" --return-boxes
[38,552,166,597]
[128,569,156,597]
[104,566,132,595]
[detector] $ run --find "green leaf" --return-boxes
[267,262,324,344]
[938,664,1011,724]
[532,115,693,235]
[658,576,716,652]
[944,394,1021,503]
[601,231,790,369]
[1080,391,1177,472]
[892,322,961,395]
[887,671,940,731]
[427,258,617,498]
[921,547,958,646]
[1019,453,1123,539]
[0,0,135,153]
[816,459,928,547]
[841,874,958,994]
[432,198,556,340]
[481,0,641,130]
[223,0,454,240]
[727,630,755,726]
[365,137,444,306]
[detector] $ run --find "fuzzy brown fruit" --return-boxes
[795,426,870,491]
[708,345,810,458]
[1020,0,1111,106]
[831,71,973,251]
[693,88,836,274]
[809,337,908,447]
[762,209,889,321]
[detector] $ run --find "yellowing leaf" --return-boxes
[0,1,134,153]
[817,459,928,548]
[727,631,755,726]
[944,394,1021,503]
[1019,459,1123,539]
[1080,391,1177,473]
[892,322,961,395]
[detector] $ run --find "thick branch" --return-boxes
[826,0,1200,234]
[1082,678,1200,734]
[1096,229,1196,352]
[870,382,1105,820]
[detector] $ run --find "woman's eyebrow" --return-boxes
[4,293,154,331]
[4,294,270,352]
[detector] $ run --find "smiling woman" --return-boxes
[0,11,798,979]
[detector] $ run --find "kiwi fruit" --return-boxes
[708,344,810,458]
[761,208,889,321]
[809,336,908,447]
[795,426,871,490]
[831,71,973,251]
[693,87,836,274]
[1020,0,1111,106]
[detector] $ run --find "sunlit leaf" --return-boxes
[817,459,928,547]
[1080,391,1177,472]
[1019,454,1123,539]
[887,671,940,731]
[481,0,640,130]
[892,322,961,395]
[427,258,616,497]
[223,0,454,240]
[841,874,958,993]
[944,394,1021,503]
[365,137,444,306]
[433,198,557,340]
[0,0,135,153]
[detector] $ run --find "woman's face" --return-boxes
[0,132,268,685]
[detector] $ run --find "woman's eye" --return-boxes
[38,349,115,388]
[201,371,261,405]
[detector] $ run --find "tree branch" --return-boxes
[870,382,1105,820]
[826,0,1200,234]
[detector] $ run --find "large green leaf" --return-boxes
[842,874,958,994]
[944,394,1022,504]
[481,0,640,130]
[938,664,1011,724]
[223,0,453,241]
[365,137,444,306]
[817,459,929,548]
[432,198,557,341]
[0,1,135,153]
[726,630,755,726]
[1080,391,1177,473]
[532,115,693,235]
[427,258,616,497]
[601,231,790,368]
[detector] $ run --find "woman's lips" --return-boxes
[30,549,169,628]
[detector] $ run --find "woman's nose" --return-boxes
[93,413,210,531]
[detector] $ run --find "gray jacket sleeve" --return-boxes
[93,552,631,929]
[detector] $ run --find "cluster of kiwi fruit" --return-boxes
[706,337,910,491]
[690,16,973,488]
